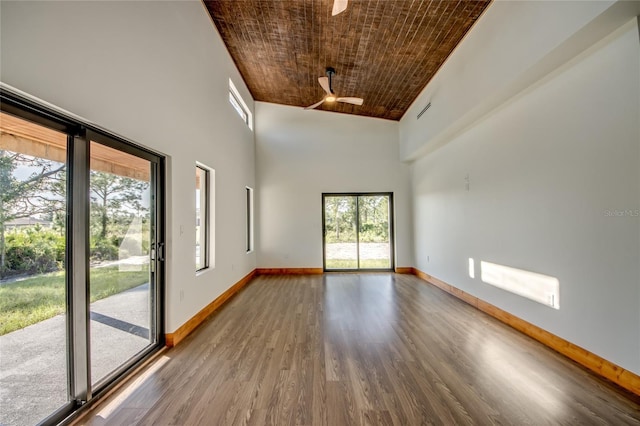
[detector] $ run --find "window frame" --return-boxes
[229,91,248,124]
[228,78,253,130]
[321,192,395,272]
[195,164,211,272]
[246,186,254,253]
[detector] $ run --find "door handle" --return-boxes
[157,242,165,261]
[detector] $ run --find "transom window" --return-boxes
[229,78,252,130]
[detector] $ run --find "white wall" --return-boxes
[0,0,256,333]
[409,18,640,374]
[400,0,640,161]
[255,103,412,269]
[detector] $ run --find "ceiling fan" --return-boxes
[332,0,348,16]
[305,67,364,110]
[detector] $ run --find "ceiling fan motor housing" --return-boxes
[326,67,336,93]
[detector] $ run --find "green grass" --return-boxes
[325,259,391,270]
[0,266,149,335]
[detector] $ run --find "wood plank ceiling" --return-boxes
[204,0,490,121]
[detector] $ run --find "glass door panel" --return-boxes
[89,141,154,386]
[324,195,358,270]
[358,195,391,269]
[0,112,70,425]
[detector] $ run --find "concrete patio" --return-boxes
[0,283,151,426]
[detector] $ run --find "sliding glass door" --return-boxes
[0,93,164,425]
[323,193,394,271]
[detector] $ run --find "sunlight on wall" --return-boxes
[468,258,475,279]
[481,261,559,309]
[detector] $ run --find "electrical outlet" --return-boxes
[180,290,184,301]
[427,255,430,263]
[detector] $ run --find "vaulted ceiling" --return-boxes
[204,0,490,121]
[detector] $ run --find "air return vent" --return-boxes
[417,102,431,119]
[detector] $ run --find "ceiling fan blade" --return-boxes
[337,97,363,106]
[318,76,332,95]
[332,0,348,16]
[304,99,326,110]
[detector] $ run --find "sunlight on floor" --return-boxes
[96,355,171,420]
[479,337,566,416]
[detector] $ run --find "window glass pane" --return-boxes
[196,166,208,270]
[89,141,153,386]
[229,78,252,130]
[324,196,358,269]
[358,195,391,269]
[229,92,248,123]
[0,112,69,425]
[246,187,253,252]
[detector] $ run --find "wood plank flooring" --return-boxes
[78,273,640,425]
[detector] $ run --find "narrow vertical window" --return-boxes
[246,186,254,252]
[196,166,209,271]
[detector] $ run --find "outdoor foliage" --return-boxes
[0,147,153,333]
[0,150,65,278]
[90,237,120,262]
[88,170,150,261]
[90,170,149,240]
[0,149,151,278]
[5,226,65,276]
[324,195,390,243]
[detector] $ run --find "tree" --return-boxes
[0,149,150,276]
[358,196,389,242]
[89,171,148,240]
[324,197,357,243]
[0,150,65,277]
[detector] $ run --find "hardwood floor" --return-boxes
[78,273,640,425]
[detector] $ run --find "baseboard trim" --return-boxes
[412,268,640,397]
[165,268,322,347]
[165,269,257,347]
[256,268,323,275]
[164,266,640,396]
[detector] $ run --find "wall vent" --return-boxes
[417,102,431,119]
